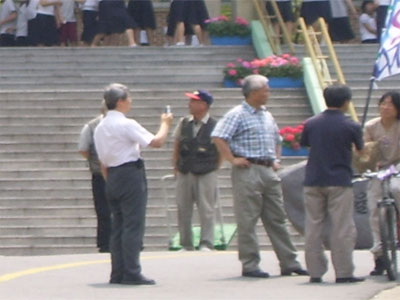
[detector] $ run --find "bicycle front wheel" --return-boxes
[378,204,398,281]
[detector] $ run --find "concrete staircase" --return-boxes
[0,46,312,255]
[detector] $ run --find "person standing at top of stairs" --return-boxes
[169,0,209,46]
[328,0,357,43]
[91,0,138,47]
[300,0,331,27]
[127,0,156,46]
[375,0,390,41]
[0,0,17,46]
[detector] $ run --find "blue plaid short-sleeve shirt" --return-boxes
[211,101,281,159]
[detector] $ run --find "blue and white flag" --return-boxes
[373,0,400,81]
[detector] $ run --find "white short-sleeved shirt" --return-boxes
[94,110,155,167]
[378,0,391,6]
[26,0,40,20]
[16,4,28,37]
[60,0,76,22]
[360,13,377,41]
[37,2,55,16]
[0,0,17,35]
[82,0,99,11]
[329,0,347,18]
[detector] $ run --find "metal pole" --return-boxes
[361,77,376,128]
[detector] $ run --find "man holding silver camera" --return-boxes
[94,83,173,285]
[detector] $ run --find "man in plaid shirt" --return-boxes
[212,74,307,279]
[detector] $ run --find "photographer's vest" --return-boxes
[87,116,102,175]
[177,117,219,175]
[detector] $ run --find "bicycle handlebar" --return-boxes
[361,165,400,181]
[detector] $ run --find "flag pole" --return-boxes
[361,77,376,128]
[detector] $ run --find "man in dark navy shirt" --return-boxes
[300,84,365,284]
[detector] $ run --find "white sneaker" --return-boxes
[199,246,212,252]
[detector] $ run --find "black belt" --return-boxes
[109,159,144,170]
[245,158,274,167]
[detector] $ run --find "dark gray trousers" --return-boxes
[91,173,111,249]
[106,160,147,282]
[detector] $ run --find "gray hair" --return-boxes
[242,75,269,98]
[103,83,130,110]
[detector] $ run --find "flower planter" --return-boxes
[223,78,241,88]
[281,146,308,156]
[268,77,304,88]
[223,77,304,88]
[210,36,251,46]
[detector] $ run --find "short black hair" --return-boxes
[378,91,400,119]
[323,84,352,108]
[361,0,374,13]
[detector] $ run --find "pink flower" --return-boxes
[236,58,244,63]
[204,17,219,24]
[289,57,300,64]
[226,63,236,68]
[228,69,237,76]
[241,61,251,68]
[218,15,229,22]
[250,59,266,68]
[235,17,249,26]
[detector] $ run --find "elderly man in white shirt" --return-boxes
[94,83,173,285]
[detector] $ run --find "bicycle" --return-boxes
[363,165,399,281]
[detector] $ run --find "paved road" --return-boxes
[0,250,399,300]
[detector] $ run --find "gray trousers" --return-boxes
[304,186,356,278]
[106,160,147,282]
[176,171,217,249]
[231,164,301,273]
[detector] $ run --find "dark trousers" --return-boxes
[377,5,388,42]
[91,173,111,249]
[106,160,147,282]
[0,34,15,47]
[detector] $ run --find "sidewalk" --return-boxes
[0,250,398,300]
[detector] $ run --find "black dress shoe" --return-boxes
[121,274,156,285]
[281,268,309,276]
[242,270,270,278]
[336,277,365,283]
[109,279,121,284]
[99,246,110,253]
[370,257,385,276]
[309,277,322,283]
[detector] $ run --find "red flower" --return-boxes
[279,123,305,150]
[291,142,301,150]
[284,134,295,142]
